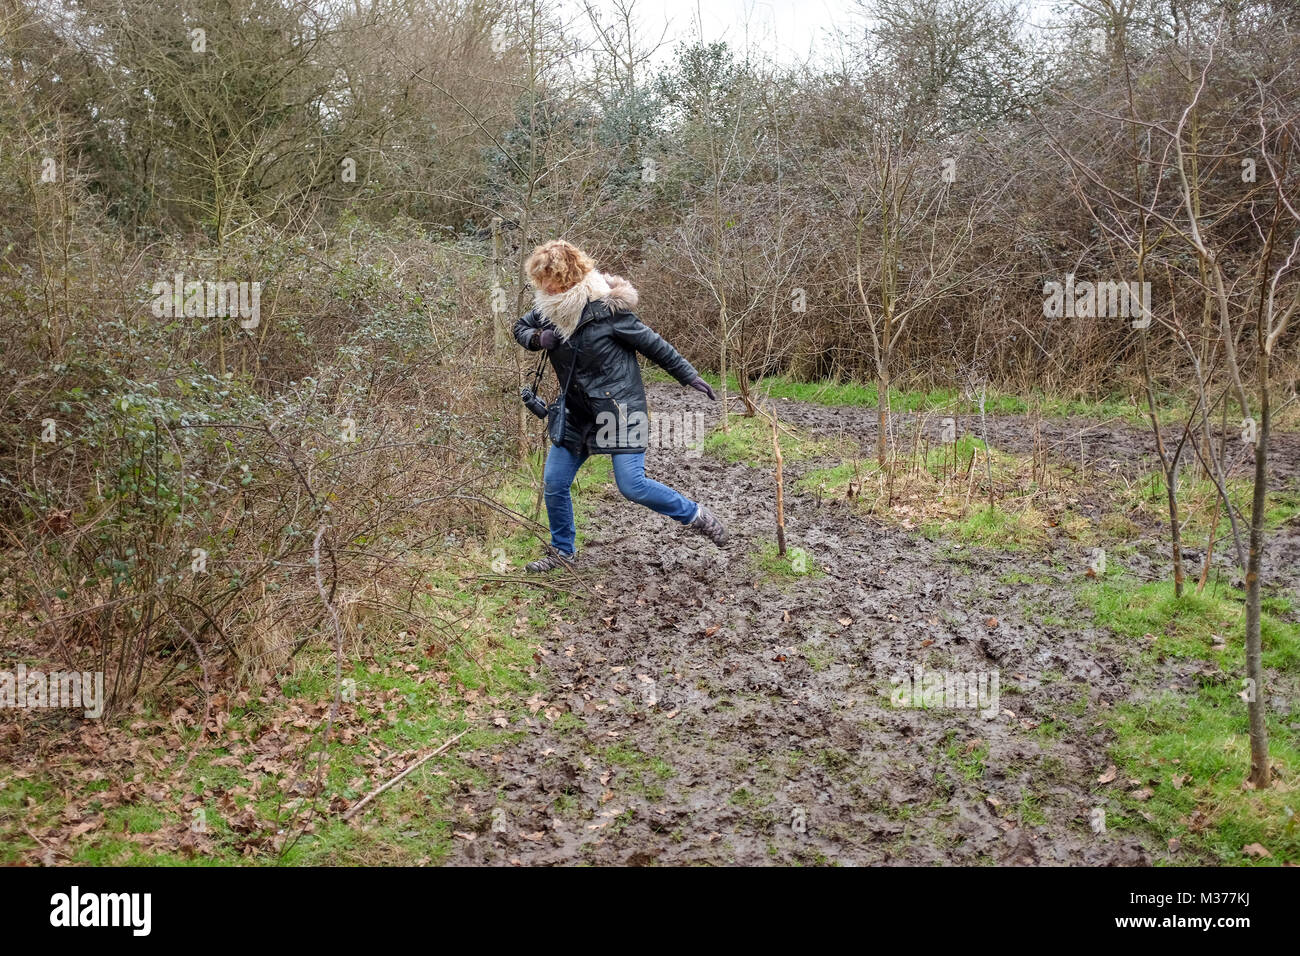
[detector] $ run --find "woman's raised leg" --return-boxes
[610,452,698,523]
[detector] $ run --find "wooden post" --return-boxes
[771,410,786,557]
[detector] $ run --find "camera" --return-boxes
[520,386,549,419]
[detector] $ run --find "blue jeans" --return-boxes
[543,445,698,554]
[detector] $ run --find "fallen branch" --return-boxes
[342,728,471,821]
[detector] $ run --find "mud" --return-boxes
[445,384,1298,866]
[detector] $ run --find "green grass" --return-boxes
[1082,575,1300,668]
[801,641,835,673]
[1104,686,1300,864]
[796,460,864,497]
[0,456,597,866]
[921,434,987,476]
[924,504,1048,550]
[1082,573,1300,864]
[644,366,1174,423]
[598,744,674,800]
[753,541,821,580]
[798,438,1088,553]
[1122,471,1300,545]
[702,415,844,466]
[796,434,988,496]
[943,737,989,782]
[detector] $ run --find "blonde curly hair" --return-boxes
[525,239,595,295]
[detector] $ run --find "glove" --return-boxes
[689,377,716,400]
[530,329,560,350]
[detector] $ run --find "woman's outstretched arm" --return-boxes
[610,312,699,385]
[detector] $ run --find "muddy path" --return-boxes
[444,385,1298,866]
[771,394,1300,595]
[769,397,1300,484]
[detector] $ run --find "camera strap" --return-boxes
[529,351,546,394]
[532,333,580,400]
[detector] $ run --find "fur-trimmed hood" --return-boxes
[533,270,639,340]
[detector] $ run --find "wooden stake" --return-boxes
[771,410,786,556]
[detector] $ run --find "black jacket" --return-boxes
[514,299,698,454]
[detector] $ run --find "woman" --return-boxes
[514,239,728,572]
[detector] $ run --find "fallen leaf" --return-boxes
[1243,843,1271,859]
[1098,765,1118,784]
[68,815,104,838]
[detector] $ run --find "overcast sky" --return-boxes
[580,0,855,65]
[570,0,1065,67]
[652,0,853,62]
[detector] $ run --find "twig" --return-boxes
[469,573,588,596]
[343,728,471,821]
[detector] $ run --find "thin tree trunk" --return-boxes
[1244,352,1271,788]
[876,365,889,468]
[772,412,786,556]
